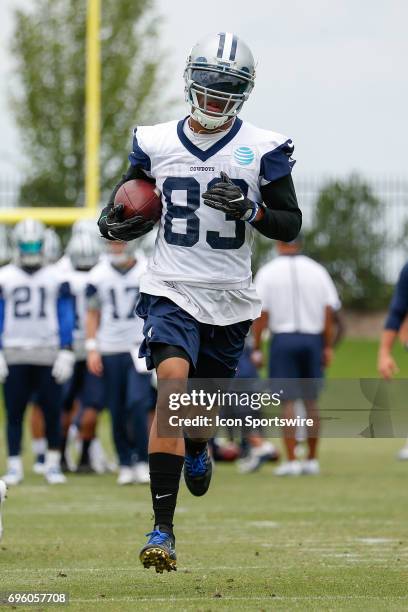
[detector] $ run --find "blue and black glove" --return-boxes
[202,171,259,222]
[98,204,155,241]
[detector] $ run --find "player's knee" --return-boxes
[153,344,191,380]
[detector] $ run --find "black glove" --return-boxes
[202,171,259,222]
[98,204,155,241]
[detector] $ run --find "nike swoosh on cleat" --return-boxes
[155,493,172,499]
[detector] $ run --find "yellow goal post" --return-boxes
[0,0,101,226]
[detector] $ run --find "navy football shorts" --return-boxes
[136,293,251,379]
[62,360,105,413]
[268,332,324,400]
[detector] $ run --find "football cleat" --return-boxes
[133,462,150,484]
[117,466,134,485]
[237,441,279,474]
[2,457,23,486]
[32,459,46,475]
[397,445,408,461]
[301,459,320,475]
[2,469,23,486]
[184,445,212,496]
[45,467,67,485]
[273,460,302,477]
[0,480,7,541]
[139,528,177,573]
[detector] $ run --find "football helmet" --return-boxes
[13,219,46,268]
[66,232,102,271]
[106,239,136,266]
[72,218,100,237]
[184,32,256,130]
[43,228,62,264]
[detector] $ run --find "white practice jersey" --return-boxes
[255,255,341,334]
[66,268,91,360]
[54,254,73,274]
[0,263,65,364]
[130,117,295,325]
[87,258,146,354]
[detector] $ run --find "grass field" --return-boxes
[1,339,408,611]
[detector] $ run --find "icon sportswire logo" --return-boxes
[233,146,255,165]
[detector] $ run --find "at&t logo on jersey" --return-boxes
[233,146,255,167]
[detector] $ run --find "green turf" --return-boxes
[1,440,408,611]
[328,338,408,378]
[1,339,408,610]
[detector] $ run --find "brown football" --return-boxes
[114,179,162,222]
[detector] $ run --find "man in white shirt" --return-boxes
[252,236,341,476]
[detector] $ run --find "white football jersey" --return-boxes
[54,254,73,274]
[87,258,146,354]
[131,118,295,291]
[0,263,64,364]
[255,255,341,334]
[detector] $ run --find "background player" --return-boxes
[378,259,408,458]
[98,32,301,571]
[61,231,106,472]
[86,240,155,485]
[253,236,341,475]
[0,219,75,485]
[30,226,62,471]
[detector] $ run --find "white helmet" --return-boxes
[105,239,137,266]
[66,232,102,270]
[0,225,12,266]
[13,219,46,268]
[184,32,256,130]
[43,228,62,264]
[72,219,99,237]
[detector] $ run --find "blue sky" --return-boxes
[1,0,407,177]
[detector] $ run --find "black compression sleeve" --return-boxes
[106,164,156,209]
[251,173,302,241]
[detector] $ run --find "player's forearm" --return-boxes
[323,306,334,348]
[253,174,302,241]
[252,207,302,241]
[252,311,268,350]
[56,283,75,349]
[85,309,100,341]
[379,329,398,356]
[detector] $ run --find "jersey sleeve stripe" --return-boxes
[129,128,151,171]
[259,139,296,183]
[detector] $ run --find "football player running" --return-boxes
[0,220,75,485]
[98,33,302,572]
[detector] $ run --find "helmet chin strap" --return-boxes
[191,106,231,130]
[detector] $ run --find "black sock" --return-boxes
[79,439,91,465]
[60,436,67,460]
[149,452,184,531]
[184,437,208,457]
